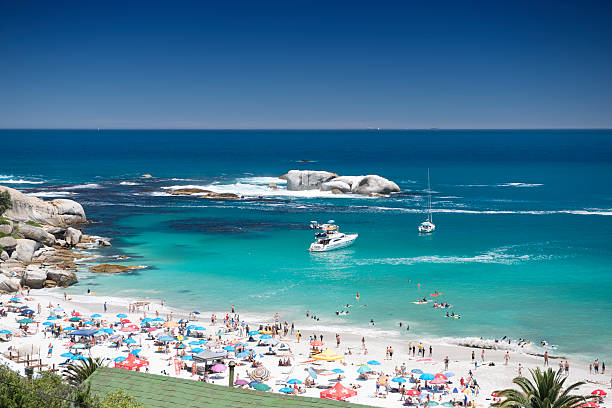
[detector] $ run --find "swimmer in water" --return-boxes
[370,319,375,325]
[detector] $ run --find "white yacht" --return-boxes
[309,224,358,252]
[418,169,436,233]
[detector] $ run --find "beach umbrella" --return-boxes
[47,316,59,320]
[100,328,115,334]
[223,346,235,351]
[157,336,176,342]
[253,383,270,392]
[72,343,87,349]
[310,340,324,347]
[163,321,179,328]
[592,390,607,396]
[182,355,193,360]
[188,340,200,345]
[249,367,271,381]
[236,351,250,358]
[405,389,421,396]
[248,331,259,335]
[63,327,75,331]
[60,353,75,358]
[192,326,206,331]
[212,364,227,373]
[191,348,204,354]
[130,349,141,355]
[249,381,261,387]
[17,318,34,324]
[392,377,407,383]
[287,379,302,384]
[152,317,164,322]
[320,382,357,401]
[234,379,248,386]
[124,338,136,344]
[430,378,447,385]
[52,307,64,313]
[332,369,344,374]
[192,311,200,315]
[116,314,127,318]
[308,367,318,379]
[442,403,455,407]
[120,319,131,324]
[463,388,475,394]
[435,373,448,381]
[577,403,600,408]
[426,402,440,407]
[83,321,96,325]
[71,355,87,361]
[279,387,293,393]
[114,356,126,362]
[357,365,372,374]
[91,314,102,318]
[42,322,54,326]
[259,334,271,339]
[420,373,435,381]
[367,360,381,365]
[69,317,81,322]
[443,372,455,377]
[0,330,11,334]
[141,318,152,323]
[411,369,423,374]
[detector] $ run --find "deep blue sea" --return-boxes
[1,129,611,361]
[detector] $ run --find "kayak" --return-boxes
[430,293,443,296]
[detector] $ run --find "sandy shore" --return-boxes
[0,288,609,408]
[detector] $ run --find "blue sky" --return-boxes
[1,1,611,128]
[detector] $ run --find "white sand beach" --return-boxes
[0,289,609,407]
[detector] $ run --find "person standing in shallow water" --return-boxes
[544,350,548,366]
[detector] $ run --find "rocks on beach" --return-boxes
[89,264,145,274]
[167,188,239,200]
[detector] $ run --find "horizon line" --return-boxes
[1,127,611,131]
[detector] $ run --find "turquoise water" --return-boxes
[1,129,611,361]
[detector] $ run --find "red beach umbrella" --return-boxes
[320,382,357,401]
[592,390,607,396]
[577,402,600,408]
[310,340,324,347]
[435,373,448,381]
[406,389,421,396]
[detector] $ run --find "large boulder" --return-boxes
[46,269,78,287]
[0,275,20,293]
[0,186,86,227]
[0,219,12,235]
[20,265,47,289]
[64,227,82,246]
[18,224,56,246]
[333,176,364,190]
[0,236,18,251]
[0,251,8,261]
[89,264,143,274]
[321,180,352,193]
[352,175,400,194]
[10,239,42,262]
[286,170,337,191]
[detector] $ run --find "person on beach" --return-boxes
[518,363,522,376]
[429,346,432,357]
[362,337,366,349]
[565,360,570,375]
[471,350,475,361]
[444,356,449,371]
[544,350,549,366]
[389,346,394,359]
[336,333,340,347]
[481,349,485,362]
[504,352,510,365]
[602,361,605,374]
[296,331,301,342]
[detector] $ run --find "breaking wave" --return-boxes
[26,191,78,198]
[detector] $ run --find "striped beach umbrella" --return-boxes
[249,367,271,381]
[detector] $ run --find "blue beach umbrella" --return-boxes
[287,379,302,384]
[419,373,435,381]
[236,351,250,358]
[411,369,423,374]
[9,297,20,302]
[125,338,136,344]
[332,369,344,374]
[192,326,206,331]
[130,349,141,355]
[191,348,204,354]
[259,334,271,339]
[357,365,372,374]
[47,316,59,320]
[279,387,293,393]
[367,360,381,365]
[116,314,127,318]
[188,341,200,345]
[100,328,115,334]
[248,381,261,387]
[60,353,75,358]
[152,317,164,322]
[114,356,126,362]
[63,327,75,331]
[182,355,193,360]
[71,355,87,361]
[42,322,54,326]
[223,346,235,351]
[91,314,101,318]
[443,372,455,377]
[248,331,259,335]
[0,329,11,334]
[392,377,407,383]
[83,321,96,325]
[308,367,318,379]
[158,336,176,342]
[141,318,152,322]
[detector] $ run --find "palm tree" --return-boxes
[493,367,595,408]
[63,356,106,386]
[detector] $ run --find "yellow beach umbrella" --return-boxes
[163,321,179,328]
[312,348,344,362]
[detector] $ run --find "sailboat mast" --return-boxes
[427,168,432,223]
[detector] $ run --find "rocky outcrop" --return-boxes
[89,264,144,274]
[200,192,239,200]
[0,275,20,292]
[286,170,338,191]
[46,269,78,287]
[353,175,400,194]
[64,227,82,246]
[283,170,400,195]
[10,239,41,262]
[166,188,239,200]
[0,251,8,261]
[17,224,56,246]
[169,188,211,195]
[20,265,47,289]
[0,186,86,227]
[141,174,152,178]
[0,220,12,235]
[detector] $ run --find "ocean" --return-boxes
[1,129,611,361]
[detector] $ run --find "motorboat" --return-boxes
[418,169,436,233]
[309,224,358,252]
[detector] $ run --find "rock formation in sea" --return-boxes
[283,170,400,195]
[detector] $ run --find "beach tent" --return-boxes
[312,348,344,362]
[320,382,357,401]
[114,353,149,371]
[193,350,227,362]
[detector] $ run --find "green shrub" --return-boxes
[25,221,42,228]
[0,232,8,238]
[0,191,11,215]
[0,216,9,225]
[0,244,3,253]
